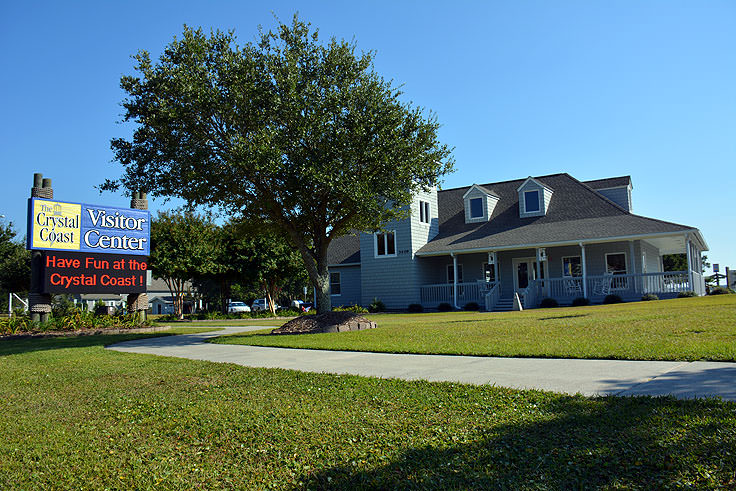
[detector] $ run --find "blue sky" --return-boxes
[1,1,734,273]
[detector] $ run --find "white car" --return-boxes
[227,301,251,313]
[251,299,267,311]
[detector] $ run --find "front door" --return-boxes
[512,257,545,293]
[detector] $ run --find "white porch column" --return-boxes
[493,252,499,284]
[685,235,694,292]
[580,242,588,298]
[452,253,458,309]
[535,248,542,282]
[629,240,637,293]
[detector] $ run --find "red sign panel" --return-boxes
[42,251,148,294]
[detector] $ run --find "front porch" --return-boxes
[417,234,706,311]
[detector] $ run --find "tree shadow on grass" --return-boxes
[298,395,736,489]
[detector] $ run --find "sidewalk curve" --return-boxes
[107,327,736,401]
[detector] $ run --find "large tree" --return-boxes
[104,15,453,312]
[0,222,31,311]
[150,211,221,319]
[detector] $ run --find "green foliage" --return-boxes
[463,302,480,311]
[105,15,453,313]
[333,305,369,314]
[603,294,623,304]
[540,298,559,308]
[662,253,687,272]
[678,291,696,298]
[708,286,731,295]
[0,307,150,335]
[641,293,659,301]
[571,297,590,307]
[368,298,385,313]
[407,303,424,313]
[0,222,31,310]
[437,302,453,312]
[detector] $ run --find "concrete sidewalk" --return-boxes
[107,327,736,401]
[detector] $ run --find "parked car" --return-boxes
[290,299,304,309]
[227,301,251,313]
[251,299,269,311]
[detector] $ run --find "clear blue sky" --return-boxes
[1,1,734,273]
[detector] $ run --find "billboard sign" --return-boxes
[27,198,150,256]
[43,251,148,294]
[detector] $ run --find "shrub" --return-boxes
[437,302,453,312]
[708,286,731,295]
[603,294,623,304]
[407,303,424,313]
[641,293,659,301]
[571,297,589,307]
[540,297,558,308]
[368,298,385,313]
[463,302,480,311]
[677,291,696,298]
[333,305,369,314]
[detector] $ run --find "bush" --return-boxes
[709,286,731,295]
[641,293,659,301]
[333,305,369,314]
[571,297,589,307]
[437,302,453,312]
[368,298,385,313]
[677,291,696,298]
[407,303,424,313]
[463,302,480,311]
[540,298,558,308]
[603,294,623,304]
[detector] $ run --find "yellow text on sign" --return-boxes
[31,200,82,250]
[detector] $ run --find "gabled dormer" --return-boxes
[463,184,499,224]
[517,177,553,218]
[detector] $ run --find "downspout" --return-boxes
[580,242,588,298]
[452,253,458,309]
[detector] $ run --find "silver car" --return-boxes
[227,301,251,313]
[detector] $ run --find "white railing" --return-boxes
[533,271,693,301]
[520,280,542,308]
[419,282,490,307]
[484,282,501,311]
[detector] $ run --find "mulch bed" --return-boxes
[0,325,171,341]
[271,311,377,335]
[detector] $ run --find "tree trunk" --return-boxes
[314,262,331,314]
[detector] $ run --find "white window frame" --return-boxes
[605,252,628,274]
[469,197,484,219]
[446,263,464,284]
[561,255,582,277]
[419,200,430,224]
[330,271,341,296]
[374,231,397,258]
[481,262,496,283]
[524,190,540,213]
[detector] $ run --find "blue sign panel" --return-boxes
[28,198,150,256]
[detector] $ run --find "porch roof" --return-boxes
[416,173,704,256]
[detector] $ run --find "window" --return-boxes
[524,190,540,213]
[375,231,396,257]
[469,197,483,218]
[330,272,341,295]
[482,262,496,283]
[447,264,464,284]
[562,256,582,277]
[605,253,628,274]
[419,200,430,224]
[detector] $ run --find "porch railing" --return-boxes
[534,271,692,302]
[484,282,501,312]
[419,281,490,307]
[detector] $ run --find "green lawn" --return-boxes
[155,318,287,327]
[1,332,735,489]
[213,295,736,361]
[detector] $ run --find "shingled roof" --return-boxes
[327,232,361,265]
[416,173,697,255]
[582,176,631,189]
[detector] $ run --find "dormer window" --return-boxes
[463,184,499,224]
[469,198,483,218]
[523,190,540,213]
[517,177,553,218]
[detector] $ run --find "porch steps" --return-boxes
[491,298,518,312]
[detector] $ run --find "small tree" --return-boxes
[0,222,31,311]
[150,211,220,319]
[104,15,453,313]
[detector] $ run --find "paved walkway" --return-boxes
[107,327,736,401]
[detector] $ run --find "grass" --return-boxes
[154,318,287,327]
[213,295,736,361]
[1,332,735,489]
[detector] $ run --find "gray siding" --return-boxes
[640,240,662,273]
[518,179,552,218]
[463,186,498,224]
[596,186,632,211]
[360,187,439,309]
[329,265,362,306]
